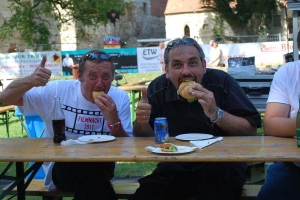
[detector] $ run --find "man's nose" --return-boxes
[182,64,191,75]
[95,79,104,87]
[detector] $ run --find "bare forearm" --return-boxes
[264,117,295,137]
[216,112,257,136]
[0,76,34,106]
[133,122,154,137]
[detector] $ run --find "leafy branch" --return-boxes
[199,0,278,38]
[0,0,130,50]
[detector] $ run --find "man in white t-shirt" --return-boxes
[62,53,74,76]
[257,31,300,200]
[207,40,224,67]
[0,50,132,200]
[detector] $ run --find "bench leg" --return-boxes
[5,111,9,138]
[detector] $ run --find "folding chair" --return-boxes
[14,107,46,179]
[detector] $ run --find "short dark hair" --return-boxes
[78,50,115,76]
[164,37,205,64]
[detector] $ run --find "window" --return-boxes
[184,25,190,37]
[143,3,147,14]
[273,15,281,27]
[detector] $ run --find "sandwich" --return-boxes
[177,81,202,102]
[92,90,104,100]
[159,143,178,152]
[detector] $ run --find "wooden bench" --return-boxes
[3,179,261,200]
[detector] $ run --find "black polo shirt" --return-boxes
[147,68,261,136]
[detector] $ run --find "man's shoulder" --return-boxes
[148,74,169,94]
[277,61,300,73]
[149,74,167,85]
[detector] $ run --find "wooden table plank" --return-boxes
[0,105,16,113]
[0,105,16,138]
[0,136,299,162]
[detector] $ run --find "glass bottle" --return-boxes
[296,95,300,147]
[52,97,66,144]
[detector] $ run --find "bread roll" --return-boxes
[93,91,104,100]
[177,81,202,100]
[159,143,178,152]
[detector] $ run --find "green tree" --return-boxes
[0,0,130,50]
[200,0,281,39]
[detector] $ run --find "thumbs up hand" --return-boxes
[31,56,52,87]
[135,87,152,124]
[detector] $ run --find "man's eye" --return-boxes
[173,63,182,68]
[190,61,197,65]
[102,75,110,80]
[89,74,97,79]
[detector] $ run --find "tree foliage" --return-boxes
[0,0,130,49]
[200,0,279,37]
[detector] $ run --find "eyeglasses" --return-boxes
[166,37,205,59]
[167,37,200,51]
[80,52,113,62]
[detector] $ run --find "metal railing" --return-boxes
[196,33,283,44]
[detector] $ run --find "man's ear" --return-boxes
[202,60,207,73]
[78,72,83,82]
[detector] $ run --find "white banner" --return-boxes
[136,41,296,72]
[0,51,62,79]
[137,47,161,73]
[202,41,295,67]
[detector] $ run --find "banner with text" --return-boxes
[202,41,295,67]
[137,47,161,73]
[0,51,62,79]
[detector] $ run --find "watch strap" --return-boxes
[210,108,223,123]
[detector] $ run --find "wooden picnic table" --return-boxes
[0,136,300,200]
[1,136,299,200]
[0,105,16,138]
[1,136,300,162]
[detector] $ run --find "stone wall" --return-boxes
[0,0,167,53]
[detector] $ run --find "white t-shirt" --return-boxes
[267,61,300,167]
[19,80,133,189]
[208,46,223,67]
[267,61,300,118]
[62,57,74,67]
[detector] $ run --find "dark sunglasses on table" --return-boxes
[166,37,201,51]
[80,53,113,62]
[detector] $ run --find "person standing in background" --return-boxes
[62,53,74,76]
[207,40,224,67]
[159,41,165,73]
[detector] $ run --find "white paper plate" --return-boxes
[151,146,196,154]
[175,133,213,141]
[78,135,116,143]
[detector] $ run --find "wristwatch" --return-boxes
[210,107,224,123]
[108,120,121,131]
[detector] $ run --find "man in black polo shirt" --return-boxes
[131,37,261,200]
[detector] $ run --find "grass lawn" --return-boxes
[0,72,265,199]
